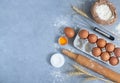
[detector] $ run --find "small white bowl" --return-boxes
[50,53,65,68]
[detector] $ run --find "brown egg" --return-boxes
[105,43,115,52]
[100,52,110,61]
[96,38,106,48]
[114,48,120,57]
[92,47,101,57]
[88,34,98,43]
[79,29,89,39]
[109,56,119,66]
[64,27,75,38]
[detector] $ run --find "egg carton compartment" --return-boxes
[73,28,120,66]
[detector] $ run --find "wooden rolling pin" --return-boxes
[62,49,120,82]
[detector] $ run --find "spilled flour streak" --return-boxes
[51,70,66,83]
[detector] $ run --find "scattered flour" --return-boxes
[54,43,60,51]
[53,15,73,35]
[53,16,69,27]
[51,70,66,83]
[53,18,68,28]
[115,23,120,34]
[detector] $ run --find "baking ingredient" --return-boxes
[72,6,89,18]
[58,36,68,46]
[105,43,115,52]
[69,64,111,82]
[91,0,117,25]
[109,56,119,66]
[62,49,120,82]
[88,34,98,43]
[114,48,120,57]
[64,27,75,38]
[96,4,113,21]
[79,29,89,39]
[96,38,106,48]
[50,53,65,68]
[92,47,101,57]
[51,70,65,82]
[100,52,110,61]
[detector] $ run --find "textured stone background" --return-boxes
[0,0,119,83]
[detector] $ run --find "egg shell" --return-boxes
[109,56,119,66]
[114,47,120,57]
[79,29,89,39]
[96,38,106,48]
[100,52,110,61]
[92,47,101,57]
[88,34,98,43]
[64,27,75,38]
[105,43,115,52]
